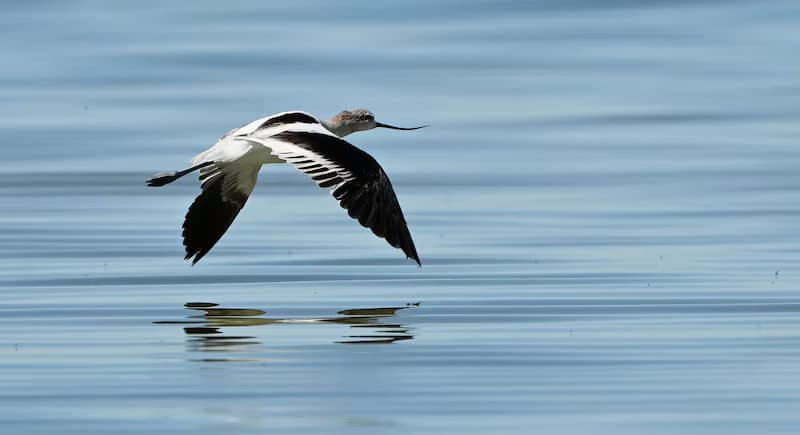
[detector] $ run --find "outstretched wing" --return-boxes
[182,158,261,265]
[180,112,322,265]
[245,130,421,265]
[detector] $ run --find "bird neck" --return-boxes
[321,119,353,137]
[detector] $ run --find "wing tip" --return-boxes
[407,247,422,267]
[400,225,421,267]
[184,253,197,265]
[184,250,198,265]
[183,240,211,265]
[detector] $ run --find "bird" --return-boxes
[146,109,426,266]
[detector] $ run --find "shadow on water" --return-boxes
[154,302,416,356]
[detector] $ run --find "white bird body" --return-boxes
[148,109,426,266]
[191,111,319,165]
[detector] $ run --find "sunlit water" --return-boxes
[2,1,800,434]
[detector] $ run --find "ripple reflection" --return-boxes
[154,302,416,355]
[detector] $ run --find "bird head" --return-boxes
[326,109,427,137]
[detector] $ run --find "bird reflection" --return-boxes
[154,302,416,352]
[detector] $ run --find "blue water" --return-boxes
[2,1,800,433]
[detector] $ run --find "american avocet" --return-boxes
[147,109,426,266]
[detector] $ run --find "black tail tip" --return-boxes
[146,172,177,187]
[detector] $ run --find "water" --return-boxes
[2,1,800,433]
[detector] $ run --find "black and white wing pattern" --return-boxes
[248,130,421,265]
[182,158,261,265]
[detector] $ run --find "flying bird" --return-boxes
[147,109,426,266]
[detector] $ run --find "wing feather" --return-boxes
[182,161,260,264]
[245,130,421,265]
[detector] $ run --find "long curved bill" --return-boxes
[375,121,428,130]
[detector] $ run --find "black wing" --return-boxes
[182,162,259,265]
[265,131,421,265]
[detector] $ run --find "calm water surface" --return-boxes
[2,1,800,434]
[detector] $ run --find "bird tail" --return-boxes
[146,171,179,187]
[146,161,215,187]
